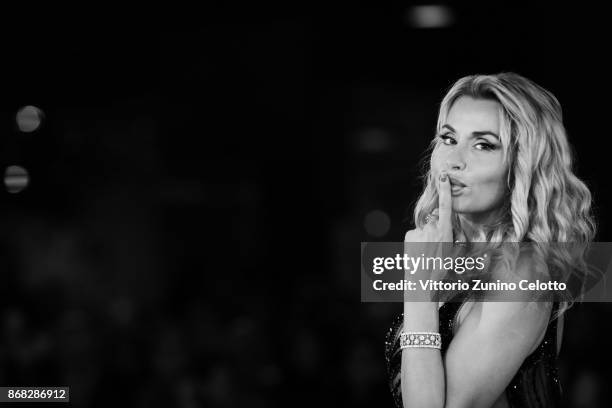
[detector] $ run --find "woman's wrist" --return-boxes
[403,301,439,332]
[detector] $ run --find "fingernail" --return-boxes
[440,172,447,182]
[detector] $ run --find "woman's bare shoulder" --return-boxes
[458,248,553,346]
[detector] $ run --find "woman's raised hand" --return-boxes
[404,171,454,244]
[404,172,454,292]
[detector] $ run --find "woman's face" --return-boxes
[431,96,509,222]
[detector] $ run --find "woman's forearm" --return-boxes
[401,301,445,408]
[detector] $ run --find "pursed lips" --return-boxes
[448,176,467,188]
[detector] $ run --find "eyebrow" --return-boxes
[442,124,500,140]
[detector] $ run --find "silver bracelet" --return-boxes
[399,331,442,349]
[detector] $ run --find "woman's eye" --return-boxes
[438,134,455,145]
[475,142,496,151]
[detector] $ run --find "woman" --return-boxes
[384,72,596,408]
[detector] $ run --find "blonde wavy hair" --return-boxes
[413,72,597,315]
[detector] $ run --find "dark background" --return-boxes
[0,3,610,407]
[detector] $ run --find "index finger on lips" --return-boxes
[437,171,452,235]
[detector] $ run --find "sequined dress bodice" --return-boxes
[384,295,561,407]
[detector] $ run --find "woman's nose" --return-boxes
[444,148,467,171]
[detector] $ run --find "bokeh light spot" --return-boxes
[16,105,44,132]
[364,210,391,237]
[4,165,29,193]
[357,128,391,153]
[405,5,454,28]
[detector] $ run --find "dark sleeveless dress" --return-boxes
[384,294,561,407]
